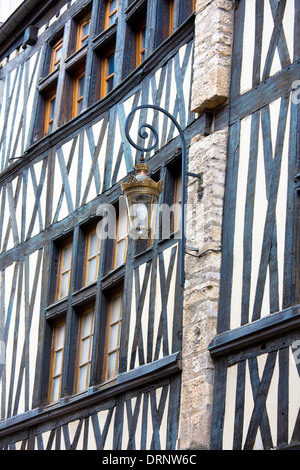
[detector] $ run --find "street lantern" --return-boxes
[121,161,163,240]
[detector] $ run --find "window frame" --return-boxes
[173,168,182,233]
[77,13,91,50]
[55,238,73,301]
[48,318,66,403]
[159,159,182,240]
[154,0,176,47]
[104,0,119,30]
[44,89,57,135]
[102,288,123,382]
[100,46,115,99]
[72,68,86,117]
[169,0,175,36]
[74,304,95,393]
[49,37,63,73]
[111,203,128,271]
[136,20,146,67]
[83,225,101,287]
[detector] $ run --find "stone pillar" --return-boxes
[178,0,235,450]
[191,0,235,114]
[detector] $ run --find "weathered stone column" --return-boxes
[178,0,235,450]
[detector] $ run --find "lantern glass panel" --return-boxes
[125,192,159,240]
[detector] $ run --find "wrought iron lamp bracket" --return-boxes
[124,104,200,287]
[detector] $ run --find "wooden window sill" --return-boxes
[92,23,117,53]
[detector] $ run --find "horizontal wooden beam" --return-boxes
[229,60,300,125]
[0,352,181,439]
[209,305,300,357]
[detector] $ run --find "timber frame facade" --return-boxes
[209,0,300,450]
[0,0,194,450]
[0,0,299,451]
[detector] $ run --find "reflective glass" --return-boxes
[52,377,60,402]
[109,323,119,352]
[87,257,97,284]
[106,352,117,380]
[54,350,63,376]
[60,272,69,298]
[78,365,88,392]
[111,295,122,323]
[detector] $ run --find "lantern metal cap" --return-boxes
[121,163,163,198]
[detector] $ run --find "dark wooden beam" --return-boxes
[0,352,181,439]
[209,304,300,358]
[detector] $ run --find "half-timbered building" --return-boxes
[0,0,299,451]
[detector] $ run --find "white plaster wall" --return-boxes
[0,0,24,24]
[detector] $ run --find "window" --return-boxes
[104,0,119,29]
[136,21,146,67]
[73,69,85,117]
[101,48,115,98]
[83,226,101,286]
[77,14,91,49]
[56,239,73,300]
[103,290,123,381]
[169,0,175,36]
[160,162,182,239]
[155,0,176,46]
[49,38,63,73]
[112,204,128,270]
[45,215,126,401]
[173,170,182,233]
[49,319,66,402]
[44,90,56,135]
[75,305,95,393]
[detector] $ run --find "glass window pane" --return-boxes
[111,295,122,323]
[110,0,118,11]
[107,53,115,76]
[109,11,117,26]
[87,257,97,284]
[78,76,85,99]
[109,323,119,352]
[118,211,128,239]
[78,365,88,392]
[142,27,146,49]
[56,323,65,349]
[89,232,99,256]
[54,350,63,376]
[52,377,61,402]
[83,310,93,337]
[82,22,90,39]
[115,240,126,268]
[60,272,69,298]
[80,338,91,364]
[55,46,62,64]
[106,352,117,380]
[49,98,56,120]
[63,245,72,271]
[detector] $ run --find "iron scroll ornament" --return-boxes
[124,104,187,287]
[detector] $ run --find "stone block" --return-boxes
[191,0,235,113]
